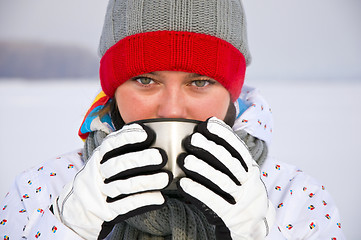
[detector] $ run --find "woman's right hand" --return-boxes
[52,123,172,239]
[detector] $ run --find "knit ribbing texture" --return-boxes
[98,0,251,100]
[98,0,251,65]
[99,31,246,100]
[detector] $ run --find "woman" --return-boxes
[0,0,345,239]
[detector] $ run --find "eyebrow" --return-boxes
[148,72,207,79]
[188,73,204,78]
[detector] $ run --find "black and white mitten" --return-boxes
[53,123,172,239]
[177,117,275,240]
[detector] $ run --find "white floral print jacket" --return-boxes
[0,87,345,239]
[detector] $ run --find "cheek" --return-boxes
[115,87,157,123]
[187,92,230,121]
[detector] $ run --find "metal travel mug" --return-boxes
[138,118,200,189]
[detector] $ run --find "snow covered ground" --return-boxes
[0,79,360,239]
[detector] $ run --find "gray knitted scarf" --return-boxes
[83,129,268,240]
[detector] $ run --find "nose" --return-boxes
[157,88,187,119]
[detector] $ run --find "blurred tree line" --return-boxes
[0,41,99,79]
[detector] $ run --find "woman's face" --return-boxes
[115,71,230,124]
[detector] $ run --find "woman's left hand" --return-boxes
[177,117,275,240]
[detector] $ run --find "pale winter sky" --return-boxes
[0,0,361,80]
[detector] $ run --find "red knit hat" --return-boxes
[99,0,251,102]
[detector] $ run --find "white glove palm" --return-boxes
[53,123,172,239]
[177,117,275,240]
